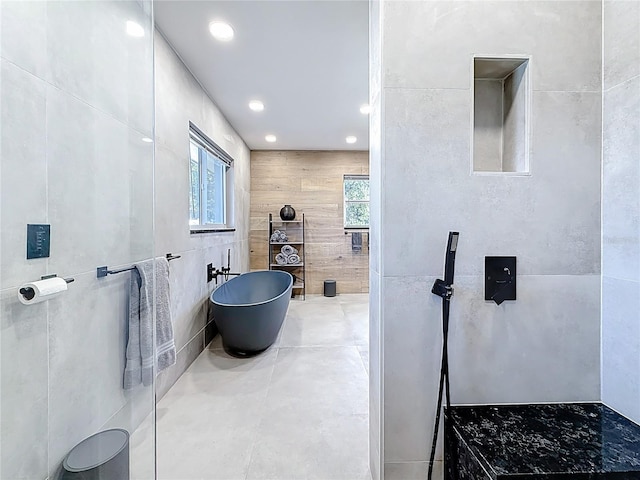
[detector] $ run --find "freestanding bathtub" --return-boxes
[209,270,293,356]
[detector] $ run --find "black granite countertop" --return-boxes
[447,403,640,478]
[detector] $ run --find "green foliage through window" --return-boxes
[344,175,370,228]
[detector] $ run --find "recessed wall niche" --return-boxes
[473,56,530,174]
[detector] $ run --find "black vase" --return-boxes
[279,205,296,221]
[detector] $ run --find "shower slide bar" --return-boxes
[96,253,181,278]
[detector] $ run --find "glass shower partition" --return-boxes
[0,1,156,479]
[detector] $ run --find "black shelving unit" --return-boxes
[269,213,305,300]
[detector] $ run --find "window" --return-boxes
[188,123,234,229]
[343,175,370,228]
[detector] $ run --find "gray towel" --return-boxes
[124,258,175,389]
[281,244,297,256]
[288,253,301,264]
[352,232,362,252]
[275,253,289,265]
[270,230,288,243]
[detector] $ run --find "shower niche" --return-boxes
[472,56,530,174]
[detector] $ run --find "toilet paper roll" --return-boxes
[18,277,68,305]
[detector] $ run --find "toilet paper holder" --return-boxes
[19,274,74,301]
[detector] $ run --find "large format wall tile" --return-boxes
[369,92,382,277]
[154,145,192,256]
[382,87,470,277]
[376,2,603,477]
[604,0,640,90]
[0,60,48,290]
[127,137,155,262]
[603,76,640,282]
[47,270,134,473]
[602,276,640,422]
[383,88,601,278]
[170,249,207,351]
[369,9,383,471]
[381,273,601,464]
[102,383,156,439]
[449,275,601,404]
[154,33,206,155]
[0,1,47,78]
[0,289,48,480]
[383,275,443,462]
[1,2,157,478]
[602,0,640,427]
[369,270,382,480]
[45,1,153,134]
[47,86,138,275]
[383,0,601,92]
[526,90,601,272]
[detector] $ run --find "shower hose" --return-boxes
[427,231,459,480]
[427,290,451,480]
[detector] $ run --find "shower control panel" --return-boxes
[26,224,50,259]
[485,256,516,305]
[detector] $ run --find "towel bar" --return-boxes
[97,253,182,278]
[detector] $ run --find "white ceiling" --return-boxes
[154,0,369,151]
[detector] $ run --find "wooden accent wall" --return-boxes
[250,151,369,294]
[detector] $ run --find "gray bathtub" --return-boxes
[209,270,293,356]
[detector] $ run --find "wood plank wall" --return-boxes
[250,151,370,294]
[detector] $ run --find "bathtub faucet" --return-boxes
[221,248,242,282]
[207,264,241,285]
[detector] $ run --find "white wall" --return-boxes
[601,0,640,423]
[153,30,251,398]
[371,2,602,478]
[0,2,156,478]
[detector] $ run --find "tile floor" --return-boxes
[132,294,370,480]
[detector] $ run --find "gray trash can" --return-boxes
[324,280,336,297]
[61,428,129,480]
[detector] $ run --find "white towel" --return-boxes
[275,253,289,265]
[124,258,175,389]
[288,254,301,264]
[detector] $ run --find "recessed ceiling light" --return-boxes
[265,134,277,143]
[249,100,264,112]
[126,21,144,38]
[209,21,234,41]
[346,136,357,144]
[141,137,153,143]
[360,104,371,115]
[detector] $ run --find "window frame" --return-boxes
[343,174,370,229]
[188,123,234,232]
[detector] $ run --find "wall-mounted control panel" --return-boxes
[26,224,50,259]
[485,256,516,305]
